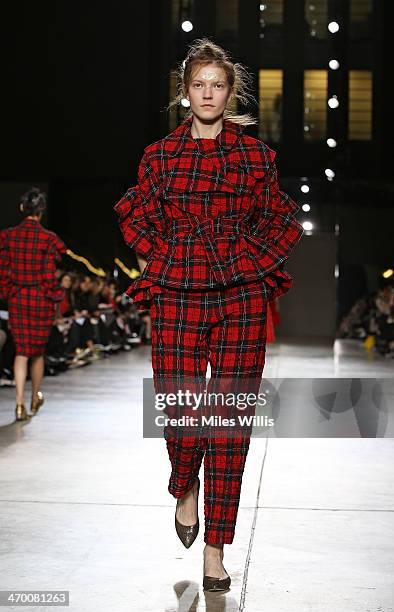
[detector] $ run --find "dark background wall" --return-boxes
[0,1,170,276]
[1,2,158,179]
[279,234,337,339]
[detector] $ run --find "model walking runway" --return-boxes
[114,38,303,590]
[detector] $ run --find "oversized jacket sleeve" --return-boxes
[0,229,12,301]
[41,234,67,302]
[114,150,164,260]
[247,149,304,275]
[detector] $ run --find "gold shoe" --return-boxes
[15,403,30,421]
[175,477,200,548]
[30,391,44,416]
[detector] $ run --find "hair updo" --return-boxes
[168,38,258,126]
[20,187,47,216]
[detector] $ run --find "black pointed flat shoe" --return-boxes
[175,477,200,548]
[203,570,231,592]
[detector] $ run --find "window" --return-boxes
[260,0,283,27]
[259,69,283,143]
[350,0,373,40]
[348,70,372,140]
[216,0,238,40]
[171,0,181,30]
[305,0,328,40]
[259,0,284,63]
[304,70,327,141]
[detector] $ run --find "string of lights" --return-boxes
[66,247,390,283]
[113,258,141,280]
[66,249,106,277]
[327,1,350,321]
[65,250,139,280]
[298,2,348,242]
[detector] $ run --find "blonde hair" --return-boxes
[167,38,258,126]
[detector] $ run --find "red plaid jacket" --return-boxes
[0,217,67,302]
[114,116,303,305]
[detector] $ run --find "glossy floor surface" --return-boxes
[0,339,393,611]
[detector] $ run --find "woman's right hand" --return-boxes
[137,255,148,273]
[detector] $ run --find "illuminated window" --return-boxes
[304,70,327,141]
[259,0,283,41]
[348,70,372,140]
[258,69,283,143]
[305,0,328,40]
[350,0,373,39]
[216,0,238,39]
[171,0,181,30]
[260,0,283,25]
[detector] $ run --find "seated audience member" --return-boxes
[66,275,96,355]
[339,284,394,357]
[0,304,15,386]
[59,272,74,317]
[373,287,394,356]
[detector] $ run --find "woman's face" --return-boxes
[61,274,72,289]
[186,62,232,122]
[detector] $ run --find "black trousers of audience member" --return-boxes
[65,317,111,353]
[46,326,66,358]
[0,321,15,372]
[375,314,394,352]
[92,318,111,346]
[66,319,95,353]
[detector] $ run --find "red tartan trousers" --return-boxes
[150,280,268,546]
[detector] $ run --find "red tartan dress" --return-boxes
[114,116,303,308]
[0,217,67,357]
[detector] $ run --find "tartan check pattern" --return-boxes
[114,116,304,307]
[0,218,67,357]
[151,281,268,545]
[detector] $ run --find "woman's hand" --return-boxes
[137,255,148,273]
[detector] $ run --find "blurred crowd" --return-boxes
[338,284,394,357]
[0,271,152,387]
[2,267,392,390]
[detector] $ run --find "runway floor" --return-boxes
[0,339,393,611]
